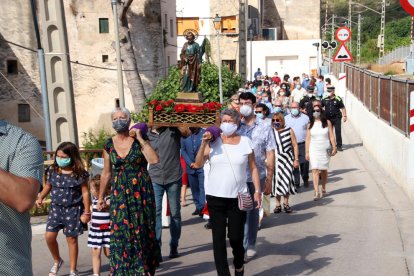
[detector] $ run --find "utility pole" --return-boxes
[357,13,361,66]
[329,14,335,74]
[112,0,125,108]
[379,0,386,60]
[238,0,247,80]
[250,29,253,81]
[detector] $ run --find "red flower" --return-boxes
[174,104,185,113]
[167,99,174,104]
[134,192,141,199]
[188,105,199,113]
[149,99,158,106]
[155,104,163,112]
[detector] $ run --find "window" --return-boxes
[18,104,30,122]
[221,16,237,34]
[115,98,120,108]
[170,19,174,38]
[164,14,168,30]
[102,55,108,63]
[176,17,199,36]
[99,18,109,33]
[7,60,18,75]
[223,60,236,72]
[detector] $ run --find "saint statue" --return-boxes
[179,31,205,92]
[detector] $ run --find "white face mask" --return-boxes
[240,104,253,117]
[295,84,301,90]
[220,122,238,136]
[280,92,285,96]
[262,97,268,102]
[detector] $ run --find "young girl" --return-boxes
[36,142,91,276]
[87,174,110,276]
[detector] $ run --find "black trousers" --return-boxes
[293,142,309,185]
[206,195,246,276]
[329,117,342,147]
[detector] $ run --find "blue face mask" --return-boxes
[274,107,283,113]
[56,157,72,168]
[291,108,300,116]
[274,122,281,129]
[256,113,264,119]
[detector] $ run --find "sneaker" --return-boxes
[169,246,179,258]
[246,248,257,258]
[337,146,343,151]
[191,209,199,216]
[49,258,63,276]
[69,271,79,276]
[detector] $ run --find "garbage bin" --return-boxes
[91,158,104,178]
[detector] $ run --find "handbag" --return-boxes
[222,141,254,211]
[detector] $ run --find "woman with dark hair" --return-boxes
[36,142,91,276]
[305,104,337,200]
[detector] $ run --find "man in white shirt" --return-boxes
[290,83,307,103]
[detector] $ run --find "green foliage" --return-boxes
[131,63,243,122]
[82,128,112,150]
[321,0,411,63]
[384,70,397,76]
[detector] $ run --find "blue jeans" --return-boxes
[187,172,205,211]
[243,178,265,250]
[153,179,182,248]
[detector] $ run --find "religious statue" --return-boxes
[179,31,206,92]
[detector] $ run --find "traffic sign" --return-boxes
[333,44,353,62]
[335,26,352,43]
[401,0,414,16]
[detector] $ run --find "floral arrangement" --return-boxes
[148,99,222,113]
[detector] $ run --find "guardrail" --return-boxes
[332,62,412,136]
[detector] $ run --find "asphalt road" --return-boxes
[32,121,414,276]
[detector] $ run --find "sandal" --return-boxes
[284,204,292,213]
[69,270,79,276]
[313,192,319,201]
[322,189,327,197]
[273,206,282,213]
[49,258,63,276]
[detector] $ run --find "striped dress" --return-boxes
[87,197,110,248]
[272,127,297,196]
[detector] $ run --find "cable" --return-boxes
[0,71,44,119]
[0,37,169,72]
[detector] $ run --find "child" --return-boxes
[36,142,91,276]
[87,174,110,276]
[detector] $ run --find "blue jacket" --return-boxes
[180,129,205,174]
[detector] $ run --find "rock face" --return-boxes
[0,0,174,144]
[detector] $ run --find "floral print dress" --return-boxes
[105,138,160,275]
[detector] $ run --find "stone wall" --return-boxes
[0,0,45,140]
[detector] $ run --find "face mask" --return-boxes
[308,93,313,97]
[56,157,72,168]
[280,92,285,96]
[256,113,264,119]
[112,119,129,133]
[313,111,321,118]
[262,97,268,102]
[274,107,283,113]
[295,84,301,90]
[240,104,253,117]
[328,92,333,97]
[274,122,281,129]
[305,77,309,80]
[220,122,238,136]
[291,108,300,116]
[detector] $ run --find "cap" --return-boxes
[307,86,315,92]
[327,86,335,92]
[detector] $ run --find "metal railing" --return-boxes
[332,62,412,136]
[377,46,411,65]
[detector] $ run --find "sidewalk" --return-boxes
[32,121,414,275]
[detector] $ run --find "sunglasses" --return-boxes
[275,105,282,107]
[272,119,281,122]
[255,111,263,114]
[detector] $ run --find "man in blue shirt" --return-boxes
[301,74,311,89]
[254,68,262,80]
[316,75,325,98]
[180,127,205,216]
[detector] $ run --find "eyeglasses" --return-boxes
[275,105,282,107]
[272,119,281,122]
[255,111,262,114]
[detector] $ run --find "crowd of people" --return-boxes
[0,70,348,276]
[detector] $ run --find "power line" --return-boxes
[0,37,169,73]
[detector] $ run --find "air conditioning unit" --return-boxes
[248,18,259,36]
[262,28,278,41]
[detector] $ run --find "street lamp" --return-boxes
[213,14,223,104]
[111,0,125,107]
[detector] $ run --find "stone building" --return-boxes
[0,0,176,145]
[176,0,320,81]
